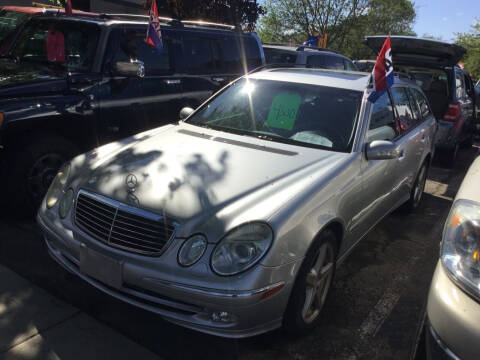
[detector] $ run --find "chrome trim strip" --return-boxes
[428,323,460,360]
[145,278,285,298]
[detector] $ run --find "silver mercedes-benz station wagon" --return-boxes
[37,68,436,338]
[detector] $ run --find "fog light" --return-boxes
[211,311,234,323]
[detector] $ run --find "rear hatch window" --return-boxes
[264,48,297,64]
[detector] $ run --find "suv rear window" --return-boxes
[411,88,432,119]
[391,87,416,132]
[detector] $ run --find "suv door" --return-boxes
[99,26,182,140]
[410,86,437,164]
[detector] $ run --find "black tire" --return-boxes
[460,132,473,149]
[6,136,79,216]
[283,229,338,334]
[401,161,429,213]
[440,143,458,169]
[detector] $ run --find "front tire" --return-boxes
[7,136,79,216]
[283,229,338,334]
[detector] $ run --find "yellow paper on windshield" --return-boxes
[266,92,302,130]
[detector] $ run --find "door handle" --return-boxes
[212,77,225,83]
[164,79,181,85]
[398,149,406,160]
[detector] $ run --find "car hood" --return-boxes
[365,36,466,68]
[73,123,348,233]
[0,59,66,96]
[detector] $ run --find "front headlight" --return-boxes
[45,163,70,209]
[211,222,273,276]
[441,199,480,298]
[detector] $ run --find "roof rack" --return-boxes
[99,13,236,30]
[182,20,235,30]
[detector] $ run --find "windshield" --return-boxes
[187,78,363,152]
[0,10,29,54]
[12,18,100,72]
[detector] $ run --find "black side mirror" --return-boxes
[179,107,194,120]
[113,60,145,78]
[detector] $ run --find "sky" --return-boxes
[413,0,480,41]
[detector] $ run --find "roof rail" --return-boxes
[99,14,236,30]
[263,42,295,47]
[394,71,414,80]
[296,45,340,54]
[182,20,235,30]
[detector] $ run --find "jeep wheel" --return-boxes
[283,229,337,334]
[7,136,79,216]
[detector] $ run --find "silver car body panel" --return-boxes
[38,69,436,337]
[426,156,480,358]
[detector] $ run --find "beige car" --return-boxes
[424,155,480,359]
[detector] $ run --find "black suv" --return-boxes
[263,44,357,71]
[0,13,265,213]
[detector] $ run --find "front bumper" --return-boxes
[426,262,480,359]
[37,209,297,338]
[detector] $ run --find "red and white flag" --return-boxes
[368,36,394,102]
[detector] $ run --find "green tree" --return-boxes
[144,0,265,30]
[455,22,480,78]
[258,0,416,59]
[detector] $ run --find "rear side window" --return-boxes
[411,88,432,119]
[307,54,344,70]
[391,87,415,132]
[184,35,221,74]
[105,27,172,75]
[221,36,262,73]
[344,59,356,71]
[455,70,466,99]
[367,92,399,141]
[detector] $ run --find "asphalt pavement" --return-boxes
[0,144,478,360]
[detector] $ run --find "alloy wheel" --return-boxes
[27,153,65,203]
[413,165,427,208]
[301,242,335,324]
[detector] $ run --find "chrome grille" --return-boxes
[75,191,176,256]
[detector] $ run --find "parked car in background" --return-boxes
[0,6,96,55]
[263,44,357,71]
[353,59,375,73]
[419,155,480,359]
[366,36,477,167]
[38,67,435,338]
[0,13,264,214]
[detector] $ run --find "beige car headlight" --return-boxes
[45,163,71,209]
[441,199,480,298]
[210,222,273,276]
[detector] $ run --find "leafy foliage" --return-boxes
[143,0,265,30]
[455,22,480,79]
[258,0,416,59]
